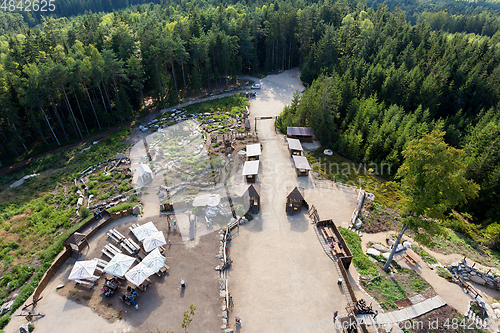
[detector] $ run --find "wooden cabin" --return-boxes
[246,143,262,161]
[287,127,314,143]
[287,138,303,156]
[244,184,261,214]
[286,187,306,215]
[292,155,311,177]
[242,160,259,183]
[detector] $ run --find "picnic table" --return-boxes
[104,243,122,256]
[75,280,94,288]
[156,264,170,277]
[325,227,335,239]
[138,278,152,291]
[321,228,330,241]
[101,249,115,260]
[403,251,420,265]
[136,251,146,260]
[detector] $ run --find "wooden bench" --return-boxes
[406,251,420,263]
[112,229,126,241]
[127,238,140,251]
[403,253,416,265]
[321,228,329,241]
[138,278,152,291]
[94,258,109,268]
[101,249,114,260]
[75,280,94,287]
[121,242,134,255]
[326,227,335,239]
[108,243,122,254]
[156,264,170,277]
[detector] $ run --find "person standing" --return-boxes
[373,310,378,318]
[333,311,338,322]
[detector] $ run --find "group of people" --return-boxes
[329,241,342,249]
[102,277,119,297]
[122,286,137,306]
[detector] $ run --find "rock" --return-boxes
[19,323,30,333]
[382,253,391,260]
[490,303,500,309]
[224,329,234,333]
[387,239,395,247]
[394,244,405,253]
[355,218,362,228]
[451,262,459,267]
[215,254,223,259]
[494,309,500,319]
[56,284,65,290]
[470,275,486,285]
[403,241,412,248]
[367,248,381,257]
[1,300,14,315]
[222,311,228,319]
[372,244,390,253]
[133,205,141,215]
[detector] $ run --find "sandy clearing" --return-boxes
[228,69,359,333]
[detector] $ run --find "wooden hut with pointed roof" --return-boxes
[244,184,261,214]
[64,232,90,254]
[286,186,306,215]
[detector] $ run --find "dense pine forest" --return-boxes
[0,0,499,243]
[275,4,500,243]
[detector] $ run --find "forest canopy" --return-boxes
[276,4,500,238]
[0,0,499,239]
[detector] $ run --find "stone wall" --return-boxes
[447,259,500,290]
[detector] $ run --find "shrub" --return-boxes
[236,204,245,216]
[79,207,91,219]
[107,203,134,213]
[28,323,35,332]
[339,227,378,276]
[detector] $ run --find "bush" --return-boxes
[236,204,246,216]
[339,227,378,276]
[107,203,134,213]
[29,323,35,332]
[79,207,91,219]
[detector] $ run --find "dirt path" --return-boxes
[360,231,500,325]
[228,69,360,332]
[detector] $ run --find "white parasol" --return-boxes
[68,260,97,280]
[141,248,166,273]
[142,231,166,252]
[103,253,136,277]
[132,221,158,242]
[125,262,154,287]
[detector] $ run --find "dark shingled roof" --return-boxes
[65,232,87,245]
[246,184,260,198]
[287,187,304,200]
[287,127,313,137]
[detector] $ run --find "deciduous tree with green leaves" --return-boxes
[383,130,480,272]
[181,304,197,333]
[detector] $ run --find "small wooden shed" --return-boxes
[292,155,312,177]
[287,138,303,156]
[242,160,260,183]
[64,232,90,254]
[286,187,305,215]
[287,127,314,143]
[136,163,153,183]
[246,143,262,161]
[244,184,260,214]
